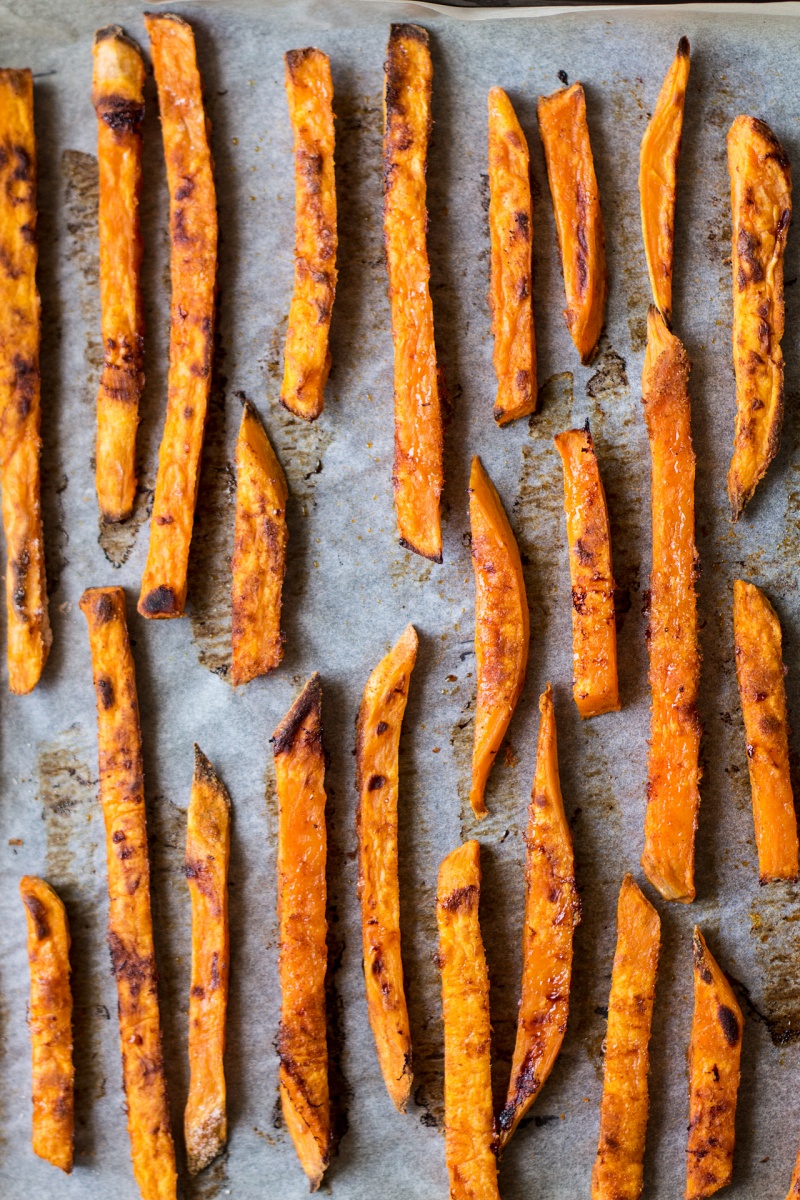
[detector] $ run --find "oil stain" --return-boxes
[606,77,650,350]
[38,736,96,884]
[62,149,104,381]
[184,1149,229,1200]
[748,888,800,1044]
[97,481,155,569]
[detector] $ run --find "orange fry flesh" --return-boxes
[92,26,145,522]
[384,23,443,563]
[20,875,74,1174]
[80,587,177,1200]
[139,14,217,619]
[356,625,418,1112]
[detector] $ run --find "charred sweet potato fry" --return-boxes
[591,874,660,1200]
[538,82,607,364]
[497,684,580,1149]
[230,400,288,686]
[281,48,337,422]
[384,24,443,563]
[686,929,743,1200]
[80,587,176,1200]
[488,86,536,426]
[640,307,701,903]
[554,427,620,719]
[20,875,73,1174]
[274,674,330,1190]
[733,580,798,882]
[0,68,50,694]
[727,115,791,519]
[437,840,500,1200]
[92,26,145,522]
[356,625,418,1112]
[139,14,217,619]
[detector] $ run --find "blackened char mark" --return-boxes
[107,929,156,1001]
[718,1004,741,1046]
[23,892,50,940]
[273,672,322,756]
[440,883,479,913]
[140,585,179,617]
[98,95,144,136]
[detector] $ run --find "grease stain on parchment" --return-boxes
[184,1149,230,1200]
[62,149,104,381]
[748,889,800,1045]
[606,77,650,350]
[38,735,96,884]
[98,483,155,569]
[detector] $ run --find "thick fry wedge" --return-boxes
[20,875,73,1174]
[639,38,690,319]
[640,307,701,903]
[554,427,620,719]
[727,115,791,519]
[274,674,330,1190]
[733,580,798,882]
[538,82,607,364]
[92,26,145,522]
[80,586,176,1200]
[437,840,500,1200]
[384,23,443,563]
[686,929,743,1200]
[497,684,580,1149]
[356,625,417,1112]
[280,48,337,422]
[488,86,536,426]
[0,68,50,693]
[139,14,217,619]
[185,746,231,1175]
[230,399,288,686]
[591,875,660,1200]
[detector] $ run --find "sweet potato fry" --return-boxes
[639,37,690,320]
[184,746,231,1175]
[80,586,176,1200]
[497,684,580,1149]
[384,23,443,563]
[274,674,330,1190]
[356,624,417,1112]
[230,399,288,685]
[92,26,145,522]
[0,68,50,694]
[554,427,620,719]
[139,14,217,619]
[538,82,607,364]
[591,874,660,1200]
[686,929,743,1200]
[469,455,529,818]
[437,840,500,1200]
[733,580,798,882]
[488,86,536,426]
[640,307,701,903]
[280,48,337,422]
[20,875,73,1174]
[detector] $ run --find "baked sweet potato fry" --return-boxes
[538,82,607,364]
[139,14,217,619]
[640,307,701,903]
[497,684,580,1149]
[20,875,73,1174]
[488,86,536,426]
[0,68,50,694]
[274,674,330,1190]
[280,48,337,422]
[80,586,176,1200]
[230,399,288,685]
[185,746,231,1175]
[92,26,145,522]
[356,624,417,1112]
[686,929,743,1200]
[733,579,798,882]
[639,38,690,320]
[384,23,443,563]
[554,427,620,719]
[591,874,660,1200]
[437,840,500,1200]
[727,115,791,520]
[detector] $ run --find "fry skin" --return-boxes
[20,876,74,1174]
[538,82,607,364]
[80,587,177,1200]
[384,24,443,563]
[356,625,417,1112]
[139,14,217,619]
[92,26,145,522]
[640,307,701,903]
